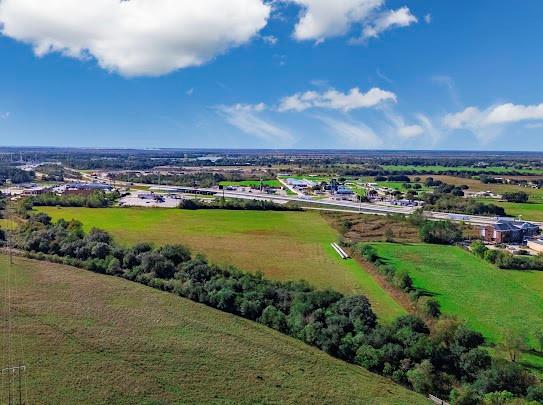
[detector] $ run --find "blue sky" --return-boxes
[0,0,543,150]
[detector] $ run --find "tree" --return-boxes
[407,360,435,394]
[158,244,191,266]
[258,305,288,333]
[502,192,529,203]
[471,240,488,258]
[417,296,441,318]
[499,330,528,362]
[419,220,462,245]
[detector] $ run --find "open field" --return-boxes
[37,207,406,321]
[0,255,425,404]
[384,165,543,175]
[219,180,282,188]
[372,243,543,346]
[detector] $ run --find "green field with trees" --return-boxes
[0,255,425,404]
[36,207,406,321]
[372,243,543,346]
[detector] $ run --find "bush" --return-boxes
[502,192,529,203]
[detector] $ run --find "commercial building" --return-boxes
[480,219,540,244]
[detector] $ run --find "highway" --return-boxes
[143,184,543,227]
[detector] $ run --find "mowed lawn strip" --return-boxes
[0,256,425,404]
[38,207,406,321]
[372,243,543,345]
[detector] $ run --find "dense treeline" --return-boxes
[179,198,301,211]
[20,191,119,210]
[471,241,543,271]
[5,212,541,402]
[112,172,234,188]
[0,166,34,184]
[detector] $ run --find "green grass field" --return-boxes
[384,165,543,175]
[219,180,282,188]
[38,207,406,322]
[0,255,425,404]
[475,199,543,221]
[372,243,543,346]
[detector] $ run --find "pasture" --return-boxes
[0,255,424,404]
[372,243,543,346]
[37,207,406,321]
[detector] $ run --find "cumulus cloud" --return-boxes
[315,115,383,148]
[278,87,396,112]
[444,102,543,129]
[362,6,417,39]
[287,0,417,43]
[0,0,270,77]
[443,102,543,142]
[288,0,383,42]
[217,103,293,144]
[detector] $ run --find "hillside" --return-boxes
[0,255,426,404]
[37,207,406,321]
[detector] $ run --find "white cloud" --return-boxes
[444,102,543,130]
[186,88,194,96]
[0,112,10,120]
[261,35,278,45]
[315,115,383,148]
[362,6,417,39]
[288,0,383,42]
[217,103,293,144]
[424,13,431,24]
[278,87,396,112]
[0,0,270,77]
[443,102,543,141]
[287,1,417,43]
[381,109,423,139]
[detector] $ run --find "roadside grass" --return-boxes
[383,165,543,175]
[0,255,425,404]
[219,180,282,188]
[37,207,406,321]
[371,243,543,346]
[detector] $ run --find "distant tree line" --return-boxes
[4,211,541,402]
[179,198,301,211]
[19,191,120,210]
[113,172,247,188]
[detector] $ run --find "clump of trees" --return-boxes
[179,197,301,211]
[471,241,543,271]
[7,212,542,402]
[419,220,463,245]
[502,192,529,203]
[423,193,506,216]
[21,191,120,210]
